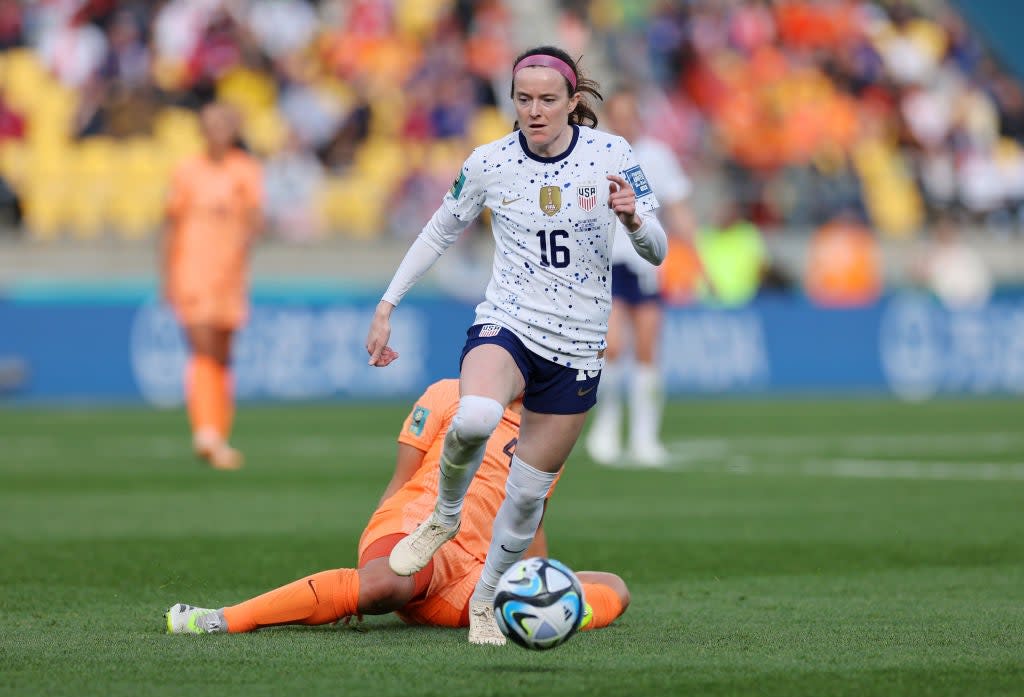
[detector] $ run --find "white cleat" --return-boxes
[585,428,621,467]
[388,514,460,576]
[629,442,670,468]
[165,603,226,634]
[468,600,506,646]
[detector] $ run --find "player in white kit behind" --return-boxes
[364,46,668,644]
[586,87,698,467]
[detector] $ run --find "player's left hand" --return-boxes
[607,174,640,231]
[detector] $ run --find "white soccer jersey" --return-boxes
[442,124,661,370]
[610,137,691,274]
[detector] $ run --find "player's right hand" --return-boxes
[366,308,399,367]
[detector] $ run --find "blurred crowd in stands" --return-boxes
[592,0,1024,238]
[0,0,1015,305]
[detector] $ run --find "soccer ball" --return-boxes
[493,557,585,650]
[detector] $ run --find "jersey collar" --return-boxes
[518,124,579,164]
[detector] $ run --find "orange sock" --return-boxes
[216,367,234,440]
[186,355,223,438]
[580,582,625,631]
[223,568,359,633]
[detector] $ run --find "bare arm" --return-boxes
[377,442,428,507]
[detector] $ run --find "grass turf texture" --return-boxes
[1,399,1023,697]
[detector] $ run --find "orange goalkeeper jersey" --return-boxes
[360,379,553,563]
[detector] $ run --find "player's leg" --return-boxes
[438,344,523,525]
[167,536,432,634]
[577,571,630,630]
[468,409,586,644]
[389,341,524,576]
[585,297,629,465]
[184,324,224,458]
[627,301,667,465]
[185,324,241,470]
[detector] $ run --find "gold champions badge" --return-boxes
[539,186,561,216]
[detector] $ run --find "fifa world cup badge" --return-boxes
[539,186,561,216]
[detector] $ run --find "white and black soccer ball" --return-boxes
[493,557,585,650]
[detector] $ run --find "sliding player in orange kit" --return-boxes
[165,379,629,635]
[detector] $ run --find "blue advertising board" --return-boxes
[1,290,1023,403]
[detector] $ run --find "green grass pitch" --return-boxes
[1,398,1022,697]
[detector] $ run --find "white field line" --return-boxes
[591,435,1024,481]
[0,434,391,463]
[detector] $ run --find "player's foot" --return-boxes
[209,444,244,471]
[585,428,621,466]
[388,513,459,576]
[193,429,243,470]
[629,442,670,468]
[165,603,226,634]
[192,428,220,459]
[468,600,506,645]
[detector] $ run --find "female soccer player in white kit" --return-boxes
[365,46,668,645]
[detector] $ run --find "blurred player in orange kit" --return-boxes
[165,379,629,635]
[162,103,263,470]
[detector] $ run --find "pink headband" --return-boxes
[513,54,577,91]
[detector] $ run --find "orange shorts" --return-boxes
[170,285,247,329]
[359,533,480,628]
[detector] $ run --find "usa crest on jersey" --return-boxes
[577,184,597,212]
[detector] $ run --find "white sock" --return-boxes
[435,396,505,527]
[629,363,663,452]
[472,455,559,604]
[588,359,624,444]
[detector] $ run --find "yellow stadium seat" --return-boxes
[367,90,405,138]
[1,49,53,113]
[354,138,405,190]
[216,67,278,115]
[109,138,169,239]
[470,107,511,147]
[243,107,287,157]
[853,139,923,238]
[395,0,449,38]
[319,174,385,239]
[154,108,203,155]
[425,140,467,178]
[65,139,117,239]
[25,86,78,144]
[22,173,69,241]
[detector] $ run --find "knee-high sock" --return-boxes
[218,368,234,439]
[629,363,663,451]
[222,568,359,633]
[472,455,558,604]
[580,582,626,630]
[187,355,222,438]
[435,396,505,527]
[590,359,624,441]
